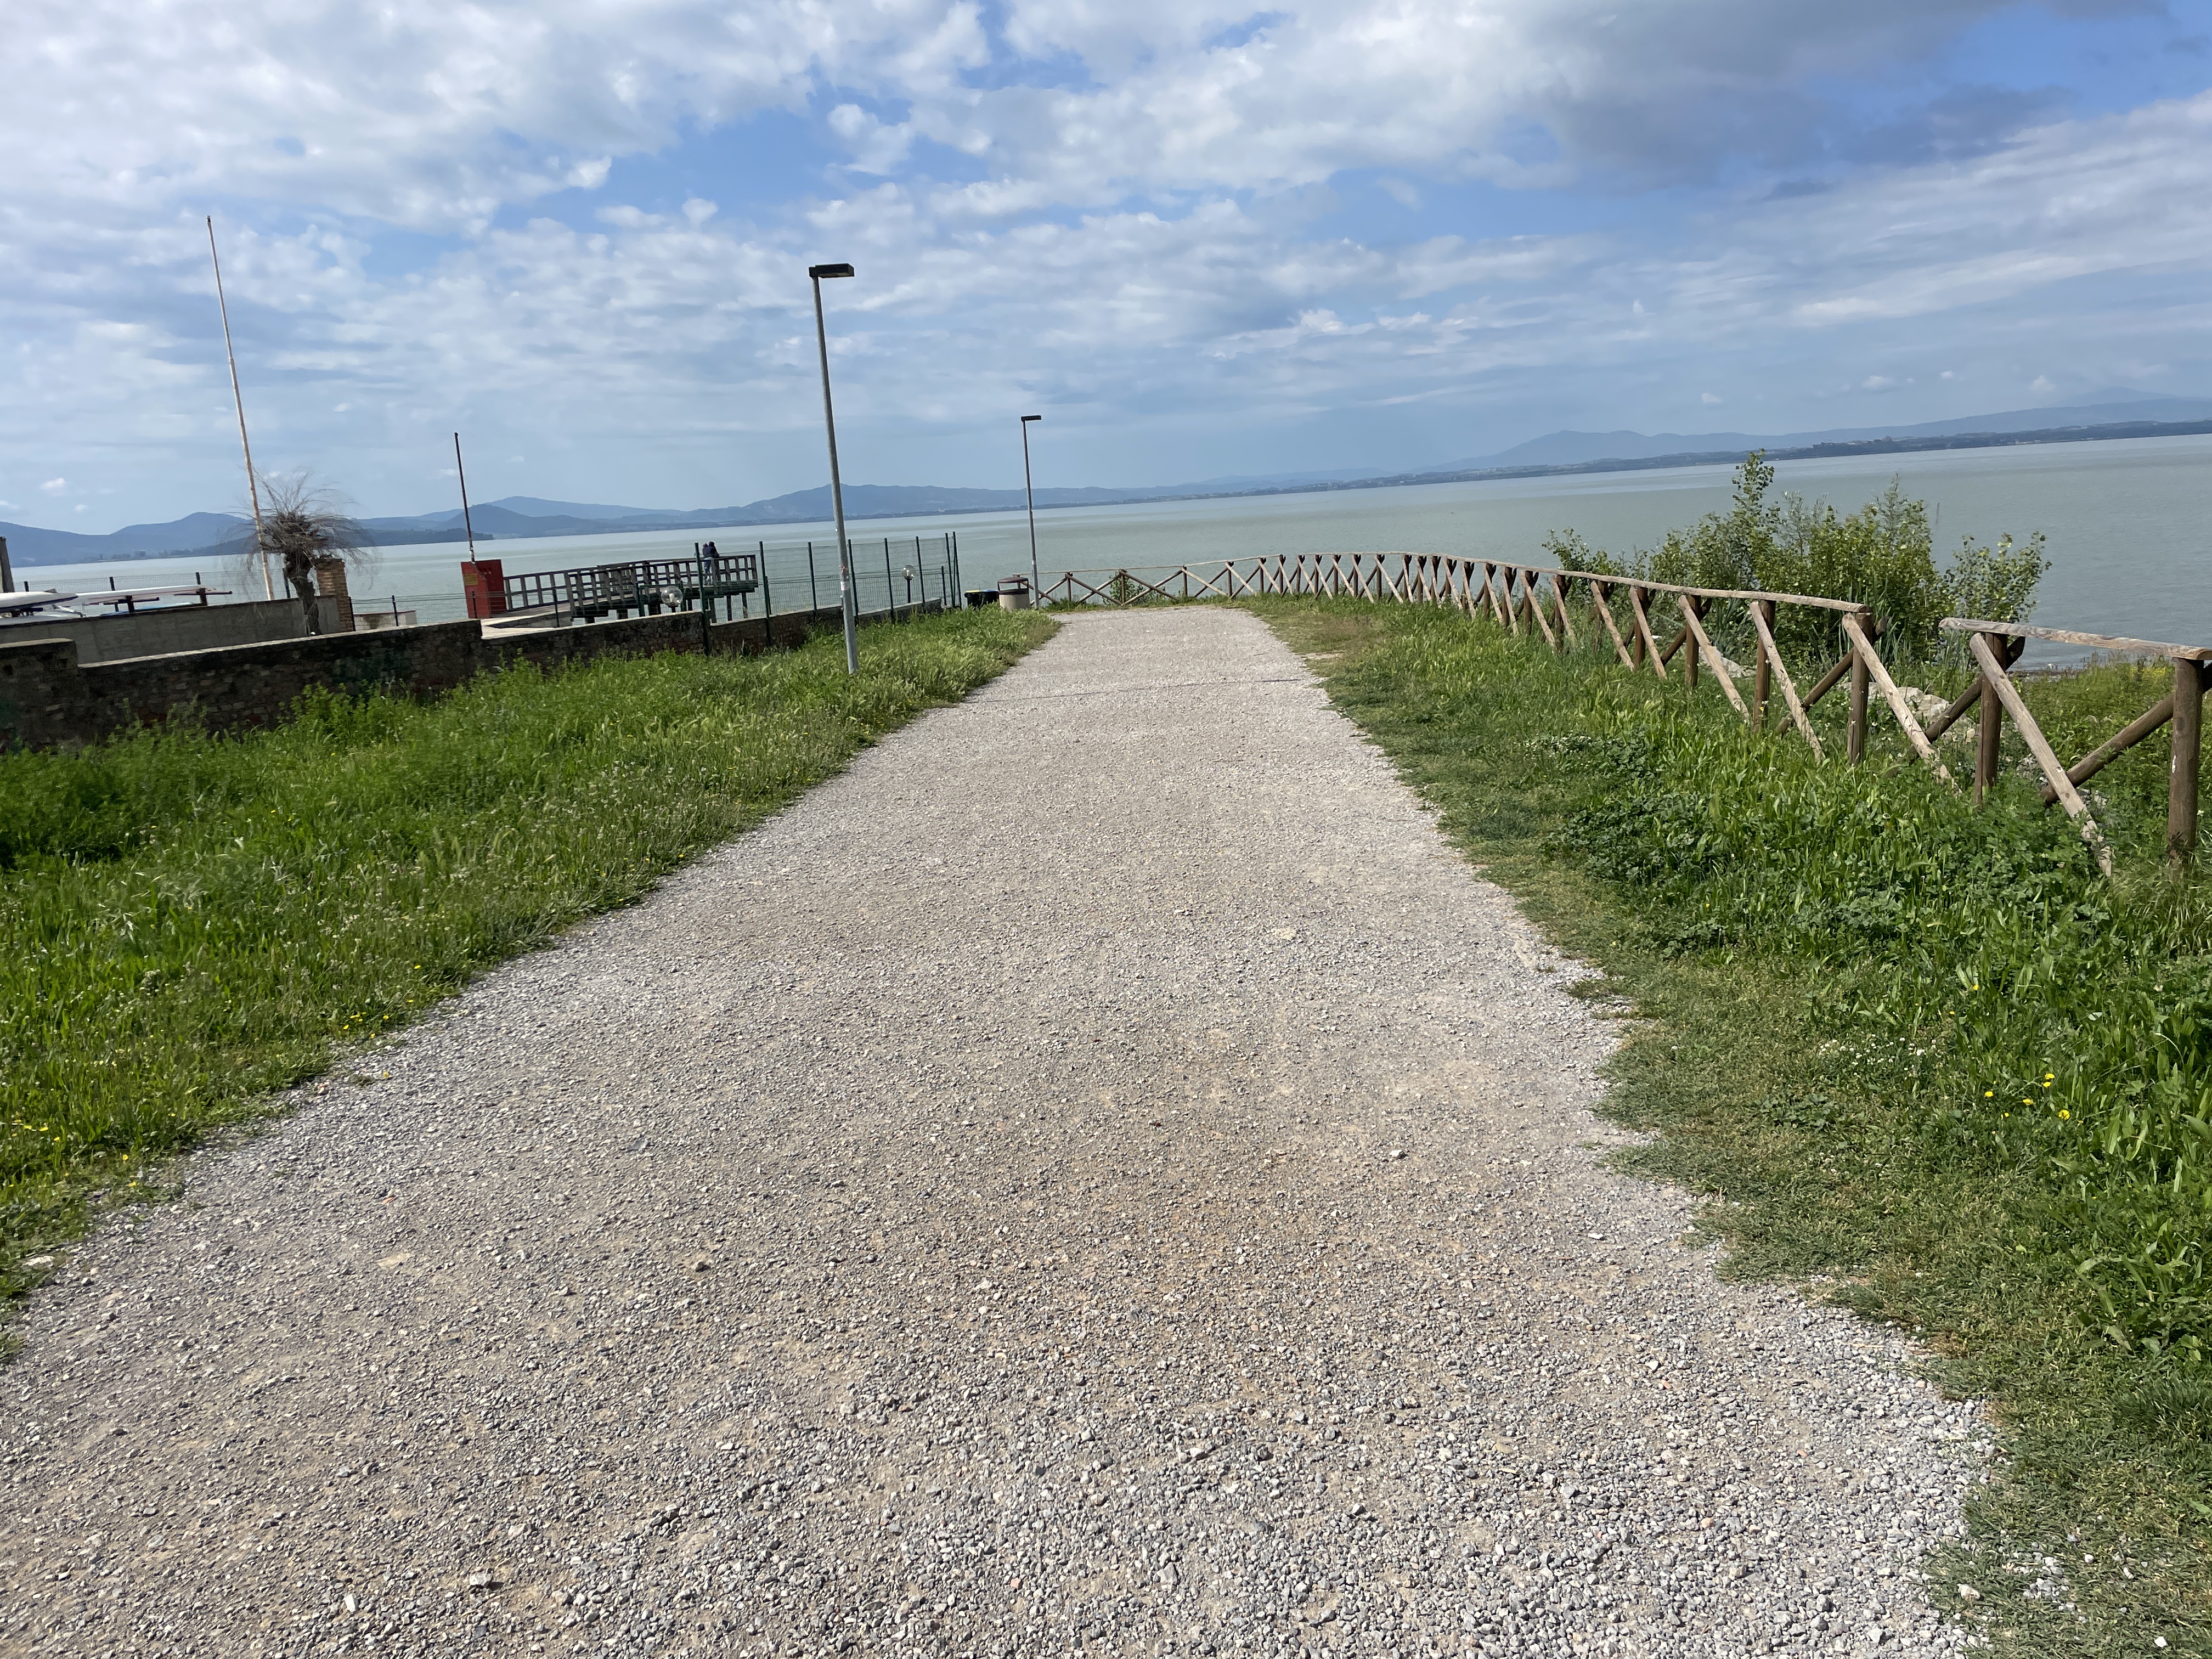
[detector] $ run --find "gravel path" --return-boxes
[3,608,1987,1659]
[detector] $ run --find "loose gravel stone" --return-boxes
[0,609,1988,1657]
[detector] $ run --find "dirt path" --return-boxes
[2,608,1982,1658]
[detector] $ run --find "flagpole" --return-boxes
[453,433,478,558]
[207,217,272,599]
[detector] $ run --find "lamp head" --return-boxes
[1021,414,1042,423]
[808,263,855,280]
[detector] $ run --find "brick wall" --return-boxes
[0,601,933,751]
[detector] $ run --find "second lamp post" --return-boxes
[809,261,859,673]
[1020,414,1042,604]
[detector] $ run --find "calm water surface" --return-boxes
[21,436,2209,665]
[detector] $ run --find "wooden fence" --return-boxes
[1040,554,2208,871]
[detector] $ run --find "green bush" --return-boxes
[1545,452,2050,669]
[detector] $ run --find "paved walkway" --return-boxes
[3,610,1981,1658]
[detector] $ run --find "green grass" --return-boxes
[1,610,1053,1296]
[1249,594,2212,1656]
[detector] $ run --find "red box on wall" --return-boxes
[461,559,507,619]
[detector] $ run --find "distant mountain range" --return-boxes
[7,392,2208,568]
[1438,392,2212,470]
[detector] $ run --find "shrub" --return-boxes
[1543,453,2050,670]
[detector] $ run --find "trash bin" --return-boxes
[964,589,995,610]
[997,575,1032,612]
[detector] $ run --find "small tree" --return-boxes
[255,473,371,634]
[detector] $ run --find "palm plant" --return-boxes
[255,472,371,633]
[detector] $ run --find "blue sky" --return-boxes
[4,0,2209,528]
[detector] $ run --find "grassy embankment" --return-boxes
[1250,592,2212,1656]
[1,608,1053,1302]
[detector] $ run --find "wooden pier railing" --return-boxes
[1041,554,2207,871]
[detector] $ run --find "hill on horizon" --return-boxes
[1446,392,2212,470]
[5,392,2207,568]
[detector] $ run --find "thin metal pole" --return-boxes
[697,541,712,650]
[807,541,820,611]
[884,537,896,620]
[758,540,772,624]
[1021,416,1041,600]
[811,273,858,673]
[453,433,478,560]
[207,217,271,599]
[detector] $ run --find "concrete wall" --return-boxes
[0,601,936,751]
[0,596,348,665]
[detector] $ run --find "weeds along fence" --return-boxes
[1042,553,2208,872]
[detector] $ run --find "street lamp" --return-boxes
[809,261,858,673]
[1020,414,1042,605]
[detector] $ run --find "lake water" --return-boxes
[17,434,2208,665]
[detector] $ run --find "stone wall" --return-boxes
[1,595,349,665]
[0,601,930,751]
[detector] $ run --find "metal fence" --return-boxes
[496,550,759,620]
[464,532,967,626]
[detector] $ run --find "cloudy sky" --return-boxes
[5,0,2210,528]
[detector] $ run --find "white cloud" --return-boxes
[1786,93,2212,327]
[2,2,2207,523]
[0,0,2034,254]
[40,477,66,493]
[920,0,2028,205]
[828,104,915,176]
[0,0,990,234]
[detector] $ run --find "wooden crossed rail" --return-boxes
[1041,554,2208,871]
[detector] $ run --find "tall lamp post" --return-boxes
[809,262,859,674]
[1020,414,1042,603]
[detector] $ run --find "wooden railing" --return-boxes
[1042,554,2208,871]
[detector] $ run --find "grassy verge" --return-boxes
[1249,594,2211,1656]
[2,610,1053,1299]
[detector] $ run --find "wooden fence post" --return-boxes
[1967,630,2114,876]
[1847,618,1871,764]
[2172,657,2204,865]
[1681,597,1700,692]
[1753,600,1773,731]
[1976,634,2004,807]
[1629,587,1663,674]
